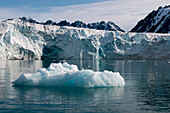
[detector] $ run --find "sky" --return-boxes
[0,0,169,31]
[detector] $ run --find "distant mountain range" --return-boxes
[131,5,170,33]
[10,17,124,32]
[5,5,170,33]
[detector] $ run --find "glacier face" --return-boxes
[13,62,125,88]
[0,19,170,60]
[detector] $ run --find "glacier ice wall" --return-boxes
[12,62,125,88]
[0,19,170,60]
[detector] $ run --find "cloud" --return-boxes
[22,4,32,8]
[0,0,169,31]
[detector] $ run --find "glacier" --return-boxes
[12,62,125,88]
[0,19,170,60]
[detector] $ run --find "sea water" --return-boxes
[0,60,169,113]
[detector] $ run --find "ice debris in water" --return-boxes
[13,62,125,88]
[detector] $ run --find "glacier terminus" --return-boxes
[0,19,170,60]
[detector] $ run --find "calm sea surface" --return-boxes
[0,60,169,113]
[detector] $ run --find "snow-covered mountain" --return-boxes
[71,20,125,32]
[0,19,170,60]
[131,5,170,33]
[18,17,125,32]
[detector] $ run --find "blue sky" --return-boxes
[0,0,169,31]
[0,0,109,7]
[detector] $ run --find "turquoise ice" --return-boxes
[13,62,125,88]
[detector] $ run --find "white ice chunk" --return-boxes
[12,62,125,88]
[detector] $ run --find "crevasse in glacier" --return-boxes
[12,62,125,88]
[0,19,170,60]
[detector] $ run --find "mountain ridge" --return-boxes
[131,5,170,33]
[6,17,125,32]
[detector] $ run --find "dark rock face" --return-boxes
[57,20,71,26]
[19,17,37,23]
[131,5,170,33]
[71,20,87,28]
[17,17,124,32]
[44,20,57,25]
[86,21,125,32]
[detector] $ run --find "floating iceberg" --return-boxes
[12,62,125,88]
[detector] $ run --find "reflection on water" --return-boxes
[0,60,170,113]
[13,86,124,112]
